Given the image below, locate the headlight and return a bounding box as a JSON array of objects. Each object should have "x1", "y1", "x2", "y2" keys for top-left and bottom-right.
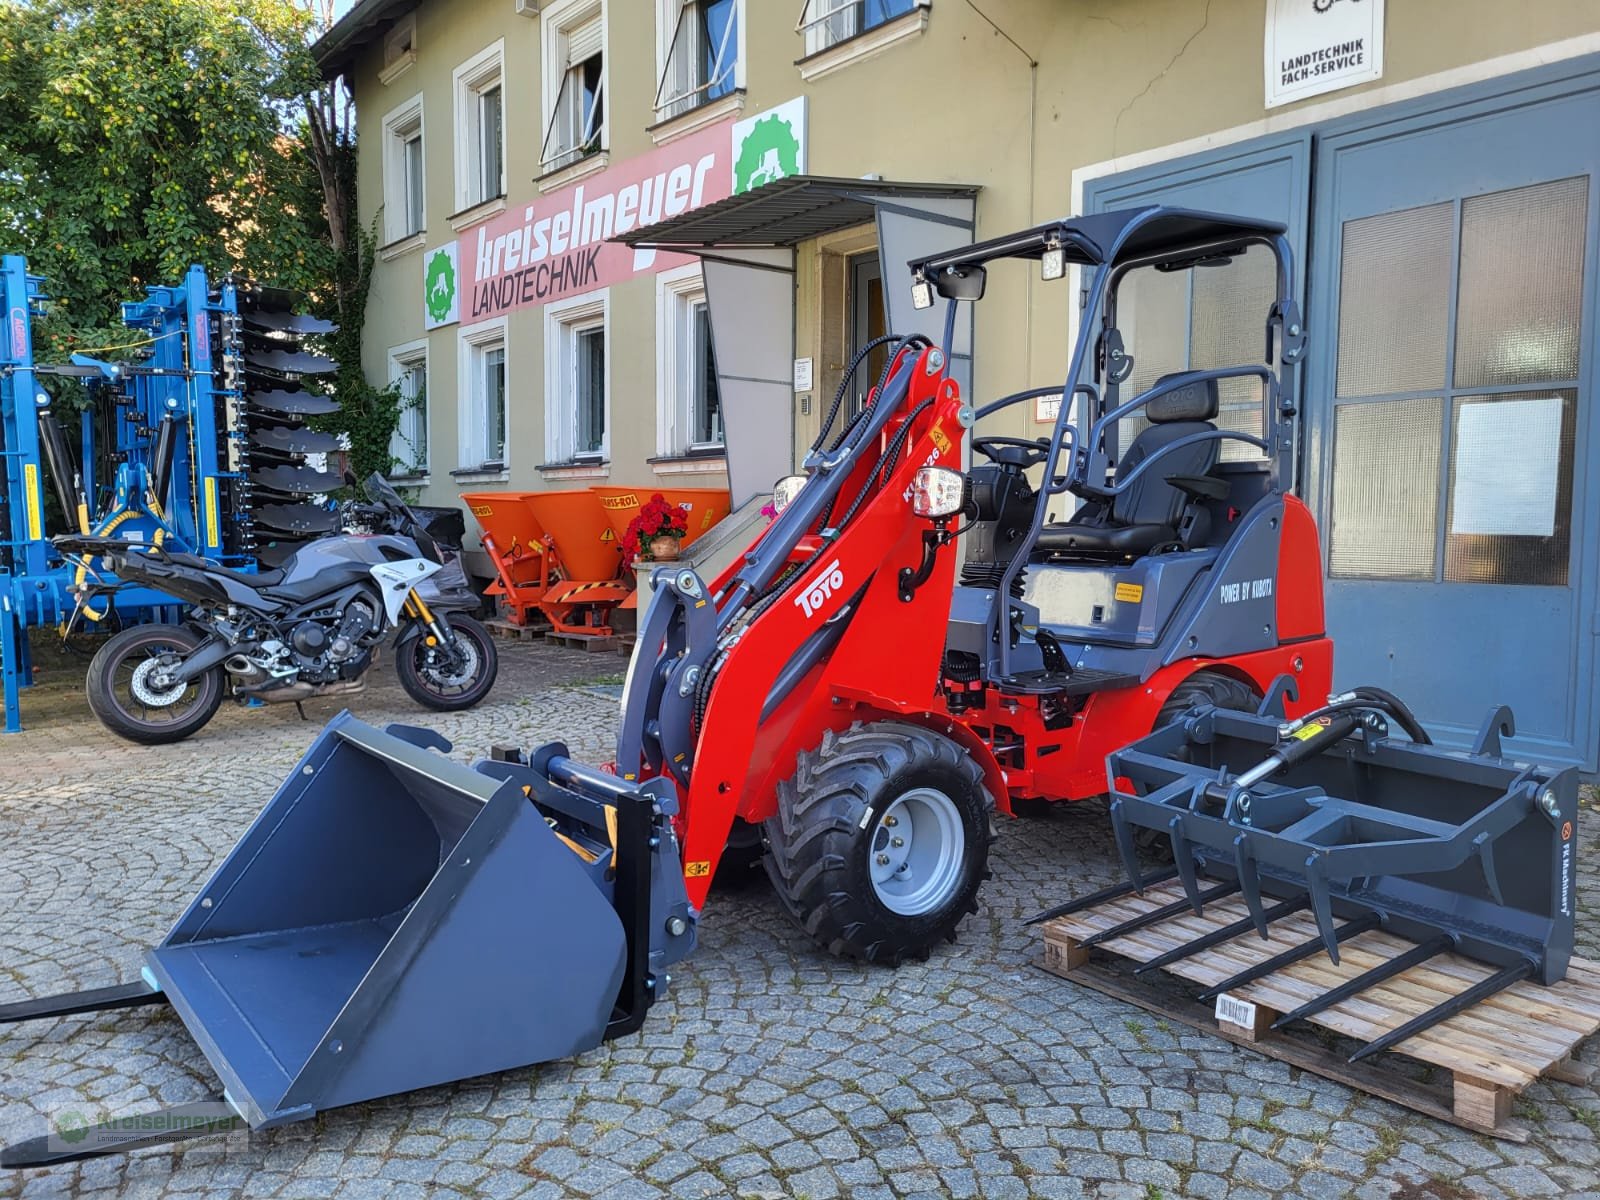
[
  {"x1": 772, "y1": 474, "x2": 807, "y2": 513},
  {"x1": 909, "y1": 467, "x2": 965, "y2": 519}
]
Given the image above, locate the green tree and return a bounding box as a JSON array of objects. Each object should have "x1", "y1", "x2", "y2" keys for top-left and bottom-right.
[{"x1": 0, "y1": 0, "x2": 331, "y2": 354}]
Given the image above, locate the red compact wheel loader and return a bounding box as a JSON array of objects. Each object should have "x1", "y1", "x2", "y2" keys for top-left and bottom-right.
[{"x1": 4, "y1": 208, "x2": 1577, "y2": 1165}]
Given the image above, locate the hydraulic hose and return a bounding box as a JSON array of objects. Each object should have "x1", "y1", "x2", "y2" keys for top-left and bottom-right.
[
  {"x1": 811, "y1": 334, "x2": 902, "y2": 454},
  {"x1": 1279, "y1": 690, "x2": 1432, "y2": 747}
]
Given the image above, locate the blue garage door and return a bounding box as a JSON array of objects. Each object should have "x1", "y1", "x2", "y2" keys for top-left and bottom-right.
[
  {"x1": 1303, "y1": 70, "x2": 1600, "y2": 768},
  {"x1": 1086, "y1": 62, "x2": 1600, "y2": 768}
]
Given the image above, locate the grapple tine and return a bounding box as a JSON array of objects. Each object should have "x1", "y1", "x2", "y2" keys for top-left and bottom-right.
[
  {"x1": 1475, "y1": 832, "x2": 1505, "y2": 907},
  {"x1": 1023, "y1": 867, "x2": 1180, "y2": 926},
  {"x1": 1079, "y1": 880, "x2": 1241, "y2": 948},
  {"x1": 1271, "y1": 934, "x2": 1455, "y2": 1030},
  {"x1": 1195, "y1": 913, "x2": 1381, "y2": 1002},
  {"x1": 1347, "y1": 958, "x2": 1533, "y2": 1063},
  {"x1": 1108, "y1": 798, "x2": 1144, "y2": 893},
  {"x1": 1233, "y1": 833, "x2": 1267, "y2": 936},
  {"x1": 1304, "y1": 853, "x2": 1340, "y2": 964},
  {"x1": 1171, "y1": 820, "x2": 1202, "y2": 913},
  {"x1": 1133, "y1": 893, "x2": 1310, "y2": 976}
]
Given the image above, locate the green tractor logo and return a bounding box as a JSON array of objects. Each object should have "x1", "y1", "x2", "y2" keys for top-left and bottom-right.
[
  {"x1": 425, "y1": 249, "x2": 457, "y2": 324},
  {"x1": 734, "y1": 115, "x2": 801, "y2": 194},
  {"x1": 55, "y1": 1110, "x2": 90, "y2": 1144}
]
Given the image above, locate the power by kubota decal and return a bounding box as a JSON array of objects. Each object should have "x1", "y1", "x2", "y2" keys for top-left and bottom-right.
[{"x1": 462, "y1": 119, "x2": 735, "y2": 326}]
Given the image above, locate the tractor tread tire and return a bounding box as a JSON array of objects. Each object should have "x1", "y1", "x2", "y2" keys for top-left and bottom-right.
[
  {"x1": 1135, "y1": 670, "x2": 1262, "y2": 859},
  {"x1": 764, "y1": 721, "x2": 994, "y2": 965}
]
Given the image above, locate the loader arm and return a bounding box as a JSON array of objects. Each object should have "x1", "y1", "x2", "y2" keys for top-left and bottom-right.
[{"x1": 615, "y1": 335, "x2": 992, "y2": 906}]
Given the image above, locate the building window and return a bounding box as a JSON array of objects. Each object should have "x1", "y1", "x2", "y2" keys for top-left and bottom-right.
[
  {"x1": 797, "y1": 0, "x2": 923, "y2": 55},
  {"x1": 453, "y1": 41, "x2": 505, "y2": 213},
  {"x1": 655, "y1": 0, "x2": 740, "y2": 122},
  {"x1": 540, "y1": 1, "x2": 606, "y2": 174},
  {"x1": 545, "y1": 291, "x2": 609, "y2": 463},
  {"x1": 380, "y1": 14, "x2": 417, "y2": 84},
  {"x1": 388, "y1": 341, "x2": 429, "y2": 478},
  {"x1": 657, "y1": 267, "x2": 723, "y2": 455},
  {"x1": 381, "y1": 95, "x2": 425, "y2": 243},
  {"x1": 459, "y1": 320, "x2": 508, "y2": 470}
]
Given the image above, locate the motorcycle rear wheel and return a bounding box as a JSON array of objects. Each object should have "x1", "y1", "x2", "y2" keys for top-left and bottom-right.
[
  {"x1": 395, "y1": 614, "x2": 498, "y2": 711},
  {"x1": 85, "y1": 624, "x2": 225, "y2": 744}
]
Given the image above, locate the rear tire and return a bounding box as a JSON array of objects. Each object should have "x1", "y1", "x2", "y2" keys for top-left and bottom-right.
[
  {"x1": 85, "y1": 624, "x2": 224, "y2": 744},
  {"x1": 1134, "y1": 670, "x2": 1261, "y2": 859},
  {"x1": 764, "y1": 721, "x2": 994, "y2": 964},
  {"x1": 395, "y1": 614, "x2": 499, "y2": 711}
]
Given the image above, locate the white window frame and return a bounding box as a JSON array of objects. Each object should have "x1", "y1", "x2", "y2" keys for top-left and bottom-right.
[
  {"x1": 654, "y1": 0, "x2": 744, "y2": 122},
  {"x1": 796, "y1": 0, "x2": 930, "y2": 64},
  {"x1": 380, "y1": 94, "x2": 425, "y2": 246},
  {"x1": 656, "y1": 264, "x2": 723, "y2": 456},
  {"x1": 387, "y1": 339, "x2": 430, "y2": 479},
  {"x1": 452, "y1": 40, "x2": 506, "y2": 214},
  {"x1": 540, "y1": 0, "x2": 608, "y2": 175},
  {"x1": 458, "y1": 318, "x2": 510, "y2": 472},
  {"x1": 544, "y1": 289, "x2": 610, "y2": 464}
]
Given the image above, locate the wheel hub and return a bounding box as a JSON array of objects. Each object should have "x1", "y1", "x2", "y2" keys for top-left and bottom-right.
[
  {"x1": 423, "y1": 636, "x2": 478, "y2": 687},
  {"x1": 130, "y1": 657, "x2": 187, "y2": 707},
  {"x1": 868, "y1": 787, "x2": 965, "y2": 916}
]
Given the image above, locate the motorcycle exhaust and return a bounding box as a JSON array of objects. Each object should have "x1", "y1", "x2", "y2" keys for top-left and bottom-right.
[{"x1": 248, "y1": 678, "x2": 368, "y2": 704}]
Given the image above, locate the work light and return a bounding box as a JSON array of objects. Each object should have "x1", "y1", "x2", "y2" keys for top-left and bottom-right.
[{"x1": 909, "y1": 467, "x2": 965, "y2": 519}]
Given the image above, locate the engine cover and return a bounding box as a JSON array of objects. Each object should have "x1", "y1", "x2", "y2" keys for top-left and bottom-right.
[{"x1": 291, "y1": 620, "x2": 330, "y2": 658}]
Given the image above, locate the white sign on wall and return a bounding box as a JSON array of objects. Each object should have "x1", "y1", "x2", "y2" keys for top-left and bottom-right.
[{"x1": 1265, "y1": 0, "x2": 1384, "y2": 109}]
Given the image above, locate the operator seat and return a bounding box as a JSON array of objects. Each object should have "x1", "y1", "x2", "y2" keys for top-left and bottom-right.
[{"x1": 1034, "y1": 374, "x2": 1220, "y2": 559}]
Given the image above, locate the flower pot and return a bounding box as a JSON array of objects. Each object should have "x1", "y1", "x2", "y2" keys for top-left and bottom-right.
[{"x1": 648, "y1": 535, "x2": 681, "y2": 561}]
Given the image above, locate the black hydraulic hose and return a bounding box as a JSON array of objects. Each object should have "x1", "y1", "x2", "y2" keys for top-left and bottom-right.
[
  {"x1": 811, "y1": 333, "x2": 902, "y2": 454},
  {"x1": 818, "y1": 335, "x2": 932, "y2": 530},
  {"x1": 1348, "y1": 686, "x2": 1432, "y2": 746}
]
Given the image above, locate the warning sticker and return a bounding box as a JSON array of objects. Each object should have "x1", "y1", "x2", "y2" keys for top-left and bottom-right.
[
  {"x1": 684, "y1": 860, "x2": 711, "y2": 878},
  {"x1": 599, "y1": 528, "x2": 615, "y2": 542},
  {"x1": 929, "y1": 420, "x2": 952, "y2": 456},
  {"x1": 22, "y1": 462, "x2": 41, "y2": 540},
  {"x1": 1114, "y1": 582, "x2": 1144, "y2": 603},
  {"x1": 1290, "y1": 716, "x2": 1333, "y2": 742}
]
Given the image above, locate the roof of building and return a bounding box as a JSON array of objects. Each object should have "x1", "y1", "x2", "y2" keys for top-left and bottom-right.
[
  {"x1": 615, "y1": 176, "x2": 981, "y2": 250},
  {"x1": 312, "y1": 0, "x2": 418, "y2": 77}
]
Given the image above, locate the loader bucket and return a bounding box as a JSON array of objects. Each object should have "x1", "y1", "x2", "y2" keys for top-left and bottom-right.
[
  {"x1": 522, "y1": 490, "x2": 626, "y2": 580},
  {"x1": 0, "y1": 713, "x2": 696, "y2": 1166},
  {"x1": 590, "y1": 486, "x2": 732, "y2": 553}
]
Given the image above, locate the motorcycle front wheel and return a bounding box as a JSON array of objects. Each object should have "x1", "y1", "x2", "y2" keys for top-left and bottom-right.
[
  {"x1": 85, "y1": 624, "x2": 225, "y2": 744},
  {"x1": 394, "y1": 614, "x2": 498, "y2": 711}
]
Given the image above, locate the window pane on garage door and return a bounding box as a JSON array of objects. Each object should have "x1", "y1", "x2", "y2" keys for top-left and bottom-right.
[
  {"x1": 1329, "y1": 396, "x2": 1443, "y2": 579},
  {"x1": 1455, "y1": 176, "x2": 1589, "y2": 389},
  {"x1": 1445, "y1": 389, "x2": 1576, "y2": 585},
  {"x1": 1336, "y1": 203, "x2": 1453, "y2": 398}
]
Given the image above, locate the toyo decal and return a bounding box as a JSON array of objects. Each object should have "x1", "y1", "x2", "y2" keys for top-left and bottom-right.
[
  {"x1": 425, "y1": 249, "x2": 457, "y2": 324},
  {"x1": 794, "y1": 558, "x2": 845, "y2": 619},
  {"x1": 734, "y1": 115, "x2": 801, "y2": 194}
]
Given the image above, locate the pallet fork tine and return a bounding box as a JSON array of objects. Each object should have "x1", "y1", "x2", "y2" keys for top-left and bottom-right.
[
  {"x1": 0, "y1": 1098, "x2": 233, "y2": 1168},
  {"x1": 1195, "y1": 913, "x2": 1382, "y2": 1002},
  {"x1": 1023, "y1": 866, "x2": 1180, "y2": 926},
  {"x1": 0, "y1": 980, "x2": 167, "y2": 1025},
  {"x1": 1347, "y1": 958, "x2": 1534, "y2": 1064},
  {"x1": 1132, "y1": 894, "x2": 1309, "y2": 976},
  {"x1": 1271, "y1": 934, "x2": 1455, "y2": 1031},
  {"x1": 1079, "y1": 879, "x2": 1241, "y2": 949}
]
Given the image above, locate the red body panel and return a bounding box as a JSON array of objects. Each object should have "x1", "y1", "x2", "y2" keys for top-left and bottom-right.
[{"x1": 1276, "y1": 494, "x2": 1326, "y2": 642}]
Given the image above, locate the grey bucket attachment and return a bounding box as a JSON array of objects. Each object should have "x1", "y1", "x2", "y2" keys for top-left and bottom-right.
[
  {"x1": 0, "y1": 713, "x2": 696, "y2": 1167},
  {"x1": 1057, "y1": 681, "x2": 1579, "y2": 1064}
]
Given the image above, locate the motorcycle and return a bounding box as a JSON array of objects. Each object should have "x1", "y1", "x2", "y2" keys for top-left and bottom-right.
[{"x1": 59, "y1": 473, "x2": 498, "y2": 744}]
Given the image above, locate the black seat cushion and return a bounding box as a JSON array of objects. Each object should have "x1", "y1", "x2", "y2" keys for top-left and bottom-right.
[
  {"x1": 1036, "y1": 373, "x2": 1221, "y2": 560},
  {"x1": 164, "y1": 551, "x2": 285, "y2": 588}
]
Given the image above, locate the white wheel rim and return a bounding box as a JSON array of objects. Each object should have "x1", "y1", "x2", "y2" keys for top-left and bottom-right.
[{"x1": 868, "y1": 787, "x2": 966, "y2": 916}]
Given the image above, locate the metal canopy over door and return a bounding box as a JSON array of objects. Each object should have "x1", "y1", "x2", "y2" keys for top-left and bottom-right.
[{"x1": 1304, "y1": 69, "x2": 1600, "y2": 768}]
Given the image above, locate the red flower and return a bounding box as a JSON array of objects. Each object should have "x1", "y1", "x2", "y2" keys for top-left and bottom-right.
[{"x1": 622, "y1": 495, "x2": 690, "y2": 559}]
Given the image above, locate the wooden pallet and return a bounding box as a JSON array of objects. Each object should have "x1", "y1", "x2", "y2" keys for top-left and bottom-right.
[
  {"x1": 484, "y1": 617, "x2": 550, "y2": 641},
  {"x1": 543, "y1": 630, "x2": 619, "y2": 653},
  {"x1": 1039, "y1": 880, "x2": 1600, "y2": 1139}
]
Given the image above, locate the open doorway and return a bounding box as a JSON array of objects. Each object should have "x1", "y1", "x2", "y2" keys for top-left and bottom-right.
[{"x1": 848, "y1": 252, "x2": 886, "y2": 418}]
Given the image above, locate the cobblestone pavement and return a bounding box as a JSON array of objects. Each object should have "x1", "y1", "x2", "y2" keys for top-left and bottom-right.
[{"x1": 0, "y1": 637, "x2": 1597, "y2": 1200}]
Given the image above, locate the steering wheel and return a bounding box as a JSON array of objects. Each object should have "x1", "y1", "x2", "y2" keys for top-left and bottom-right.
[{"x1": 971, "y1": 436, "x2": 1052, "y2": 468}]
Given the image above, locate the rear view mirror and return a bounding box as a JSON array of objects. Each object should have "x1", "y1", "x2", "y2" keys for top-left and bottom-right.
[{"x1": 934, "y1": 265, "x2": 986, "y2": 303}]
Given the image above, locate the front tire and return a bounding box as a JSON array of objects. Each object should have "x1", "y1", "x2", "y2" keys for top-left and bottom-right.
[
  {"x1": 395, "y1": 614, "x2": 499, "y2": 711},
  {"x1": 85, "y1": 624, "x2": 224, "y2": 744},
  {"x1": 764, "y1": 721, "x2": 994, "y2": 964}
]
